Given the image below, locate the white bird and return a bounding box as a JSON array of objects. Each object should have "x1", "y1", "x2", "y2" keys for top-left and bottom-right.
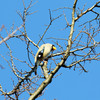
[{"x1": 34, "y1": 43, "x2": 56, "y2": 75}]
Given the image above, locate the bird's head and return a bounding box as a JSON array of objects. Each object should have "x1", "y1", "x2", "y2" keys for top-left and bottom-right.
[{"x1": 51, "y1": 45, "x2": 56, "y2": 51}]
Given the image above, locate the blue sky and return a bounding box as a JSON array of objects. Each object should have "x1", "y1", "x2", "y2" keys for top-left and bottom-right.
[{"x1": 0, "y1": 0, "x2": 100, "y2": 100}]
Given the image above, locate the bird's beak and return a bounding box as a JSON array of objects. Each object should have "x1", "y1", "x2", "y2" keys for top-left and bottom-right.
[{"x1": 53, "y1": 46, "x2": 56, "y2": 50}]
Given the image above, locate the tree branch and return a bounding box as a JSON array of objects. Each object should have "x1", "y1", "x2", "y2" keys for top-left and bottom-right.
[
  {"x1": 0, "y1": 25, "x2": 23, "y2": 45},
  {"x1": 75, "y1": 1, "x2": 100, "y2": 21},
  {"x1": 28, "y1": 0, "x2": 78, "y2": 99}
]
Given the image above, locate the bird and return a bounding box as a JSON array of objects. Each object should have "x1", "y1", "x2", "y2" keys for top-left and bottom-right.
[{"x1": 34, "y1": 43, "x2": 56, "y2": 75}]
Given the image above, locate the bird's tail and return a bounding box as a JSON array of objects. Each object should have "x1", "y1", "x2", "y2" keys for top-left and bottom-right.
[
  {"x1": 33, "y1": 61, "x2": 40, "y2": 75},
  {"x1": 33, "y1": 64, "x2": 37, "y2": 75}
]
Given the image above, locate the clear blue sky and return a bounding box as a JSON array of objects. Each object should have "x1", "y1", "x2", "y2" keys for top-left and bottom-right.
[{"x1": 0, "y1": 0, "x2": 100, "y2": 100}]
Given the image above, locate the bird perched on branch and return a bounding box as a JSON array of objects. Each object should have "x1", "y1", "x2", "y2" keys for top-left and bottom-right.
[{"x1": 34, "y1": 43, "x2": 56, "y2": 75}]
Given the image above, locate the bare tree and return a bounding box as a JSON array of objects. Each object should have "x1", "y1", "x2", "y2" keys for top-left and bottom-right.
[{"x1": 0, "y1": 0, "x2": 100, "y2": 100}]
